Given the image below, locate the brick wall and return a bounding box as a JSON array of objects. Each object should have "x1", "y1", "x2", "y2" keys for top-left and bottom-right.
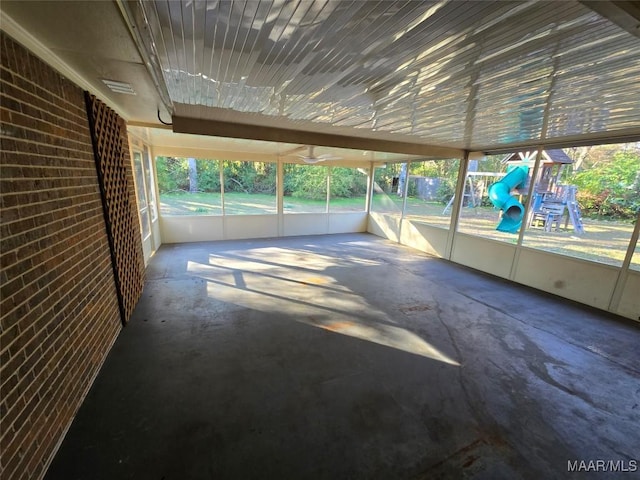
[{"x1": 0, "y1": 33, "x2": 123, "y2": 480}]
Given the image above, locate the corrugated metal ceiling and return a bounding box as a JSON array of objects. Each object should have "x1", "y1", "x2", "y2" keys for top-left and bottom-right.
[{"x1": 127, "y1": 0, "x2": 640, "y2": 151}]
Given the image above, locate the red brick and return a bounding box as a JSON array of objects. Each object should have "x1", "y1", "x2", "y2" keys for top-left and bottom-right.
[{"x1": 0, "y1": 32, "x2": 139, "y2": 480}]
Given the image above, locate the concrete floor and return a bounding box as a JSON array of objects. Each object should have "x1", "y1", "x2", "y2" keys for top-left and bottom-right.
[{"x1": 45, "y1": 233, "x2": 640, "y2": 480}]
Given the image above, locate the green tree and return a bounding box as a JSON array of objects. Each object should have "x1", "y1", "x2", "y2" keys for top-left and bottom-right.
[
  {"x1": 284, "y1": 164, "x2": 328, "y2": 199},
  {"x1": 330, "y1": 167, "x2": 367, "y2": 198},
  {"x1": 373, "y1": 163, "x2": 403, "y2": 194},
  {"x1": 196, "y1": 159, "x2": 221, "y2": 192},
  {"x1": 155, "y1": 156, "x2": 188, "y2": 193},
  {"x1": 222, "y1": 161, "x2": 276, "y2": 194},
  {"x1": 570, "y1": 150, "x2": 640, "y2": 219}
]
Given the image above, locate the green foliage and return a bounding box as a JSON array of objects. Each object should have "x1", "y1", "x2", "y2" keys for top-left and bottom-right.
[
  {"x1": 284, "y1": 164, "x2": 327, "y2": 200},
  {"x1": 196, "y1": 159, "x2": 221, "y2": 192},
  {"x1": 156, "y1": 158, "x2": 277, "y2": 194},
  {"x1": 406, "y1": 180, "x2": 418, "y2": 198},
  {"x1": 436, "y1": 178, "x2": 456, "y2": 204},
  {"x1": 330, "y1": 167, "x2": 367, "y2": 198},
  {"x1": 155, "y1": 150, "x2": 639, "y2": 221},
  {"x1": 373, "y1": 163, "x2": 402, "y2": 194},
  {"x1": 406, "y1": 159, "x2": 461, "y2": 204},
  {"x1": 282, "y1": 165, "x2": 368, "y2": 200},
  {"x1": 155, "y1": 157, "x2": 219, "y2": 193},
  {"x1": 223, "y1": 161, "x2": 275, "y2": 194},
  {"x1": 475, "y1": 155, "x2": 505, "y2": 174},
  {"x1": 570, "y1": 150, "x2": 640, "y2": 219},
  {"x1": 156, "y1": 157, "x2": 188, "y2": 192},
  {"x1": 409, "y1": 160, "x2": 440, "y2": 177},
  {"x1": 158, "y1": 159, "x2": 369, "y2": 201},
  {"x1": 409, "y1": 158, "x2": 460, "y2": 178}
]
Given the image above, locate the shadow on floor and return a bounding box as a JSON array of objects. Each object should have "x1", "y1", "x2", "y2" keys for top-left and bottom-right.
[{"x1": 45, "y1": 233, "x2": 640, "y2": 480}]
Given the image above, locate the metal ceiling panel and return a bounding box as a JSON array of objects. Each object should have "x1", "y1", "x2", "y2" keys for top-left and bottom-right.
[{"x1": 126, "y1": 0, "x2": 640, "y2": 151}]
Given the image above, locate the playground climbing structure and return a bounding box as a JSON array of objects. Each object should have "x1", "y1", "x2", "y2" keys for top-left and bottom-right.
[
  {"x1": 530, "y1": 185, "x2": 584, "y2": 234},
  {"x1": 565, "y1": 186, "x2": 585, "y2": 234}
]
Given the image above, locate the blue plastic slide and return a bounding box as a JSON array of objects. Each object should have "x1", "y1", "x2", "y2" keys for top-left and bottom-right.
[{"x1": 487, "y1": 167, "x2": 528, "y2": 233}]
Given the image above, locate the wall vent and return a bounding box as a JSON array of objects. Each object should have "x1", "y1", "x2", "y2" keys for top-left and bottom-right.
[{"x1": 101, "y1": 79, "x2": 136, "y2": 95}]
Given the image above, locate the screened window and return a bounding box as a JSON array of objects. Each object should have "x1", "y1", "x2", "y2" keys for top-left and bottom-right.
[
  {"x1": 631, "y1": 242, "x2": 639, "y2": 271},
  {"x1": 155, "y1": 157, "x2": 222, "y2": 215},
  {"x1": 132, "y1": 151, "x2": 151, "y2": 239},
  {"x1": 143, "y1": 147, "x2": 157, "y2": 222},
  {"x1": 329, "y1": 167, "x2": 367, "y2": 212},
  {"x1": 521, "y1": 143, "x2": 639, "y2": 266},
  {"x1": 457, "y1": 155, "x2": 531, "y2": 243},
  {"x1": 222, "y1": 161, "x2": 276, "y2": 214},
  {"x1": 371, "y1": 163, "x2": 405, "y2": 215},
  {"x1": 404, "y1": 158, "x2": 460, "y2": 229},
  {"x1": 283, "y1": 164, "x2": 328, "y2": 213}
]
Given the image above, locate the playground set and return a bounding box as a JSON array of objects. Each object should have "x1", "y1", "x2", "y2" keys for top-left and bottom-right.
[{"x1": 445, "y1": 150, "x2": 584, "y2": 234}]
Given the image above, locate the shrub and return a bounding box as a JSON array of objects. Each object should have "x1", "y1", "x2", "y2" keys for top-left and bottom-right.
[
  {"x1": 570, "y1": 150, "x2": 640, "y2": 220},
  {"x1": 156, "y1": 157, "x2": 188, "y2": 192},
  {"x1": 196, "y1": 159, "x2": 221, "y2": 192},
  {"x1": 330, "y1": 168, "x2": 367, "y2": 198},
  {"x1": 436, "y1": 178, "x2": 456, "y2": 204}
]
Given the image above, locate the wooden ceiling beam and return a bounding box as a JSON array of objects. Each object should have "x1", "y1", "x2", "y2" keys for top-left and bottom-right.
[{"x1": 172, "y1": 116, "x2": 464, "y2": 159}]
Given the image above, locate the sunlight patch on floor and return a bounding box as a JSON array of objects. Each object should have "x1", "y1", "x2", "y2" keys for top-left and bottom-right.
[
  {"x1": 305, "y1": 317, "x2": 460, "y2": 366},
  {"x1": 187, "y1": 259, "x2": 459, "y2": 366}
]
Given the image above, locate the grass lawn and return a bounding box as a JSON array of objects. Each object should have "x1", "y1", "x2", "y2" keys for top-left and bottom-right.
[
  {"x1": 160, "y1": 192, "x2": 367, "y2": 215},
  {"x1": 160, "y1": 192, "x2": 637, "y2": 268},
  {"x1": 160, "y1": 192, "x2": 273, "y2": 215}
]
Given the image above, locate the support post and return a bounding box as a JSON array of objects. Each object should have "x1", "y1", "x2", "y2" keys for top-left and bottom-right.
[
  {"x1": 366, "y1": 163, "x2": 375, "y2": 214},
  {"x1": 609, "y1": 211, "x2": 640, "y2": 316},
  {"x1": 397, "y1": 162, "x2": 411, "y2": 243},
  {"x1": 277, "y1": 158, "x2": 284, "y2": 236},
  {"x1": 445, "y1": 152, "x2": 470, "y2": 260},
  {"x1": 509, "y1": 148, "x2": 544, "y2": 280}
]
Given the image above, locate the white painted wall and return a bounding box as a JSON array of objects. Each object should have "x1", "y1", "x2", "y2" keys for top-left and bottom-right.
[
  {"x1": 512, "y1": 248, "x2": 618, "y2": 310},
  {"x1": 283, "y1": 213, "x2": 329, "y2": 237},
  {"x1": 615, "y1": 270, "x2": 640, "y2": 321},
  {"x1": 328, "y1": 212, "x2": 368, "y2": 234},
  {"x1": 283, "y1": 212, "x2": 367, "y2": 236},
  {"x1": 368, "y1": 212, "x2": 401, "y2": 242},
  {"x1": 160, "y1": 216, "x2": 224, "y2": 243},
  {"x1": 160, "y1": 212, "x2": 367, "y2": 243},
  {"x1": 399, "y1": 220, "x2": 448, "y2": 258},
  {"x1": 451, "y1": 233, "x2": 516, "y2": 280},
  {"x1": 224, "y1": 215, "x2": 278, "y2": 240}
]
